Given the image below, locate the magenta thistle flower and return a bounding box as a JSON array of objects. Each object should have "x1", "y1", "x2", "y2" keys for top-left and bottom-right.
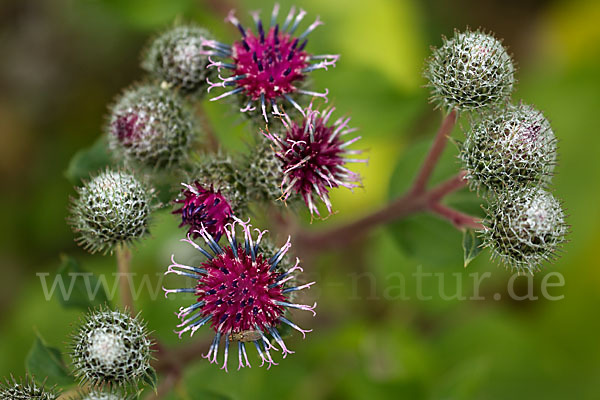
[
  {"x1": 163, "y1": 217, "x2": 316, "y2": 371},
  {"x1": 202, "y1": 4, "x2": 339, "y2": 122},
  {"x1": 265, "y1": 104, "x2": 365, "y2": 217},
  {"x1": 173, "y1": 182, "x2": 234, "y2": 241}
]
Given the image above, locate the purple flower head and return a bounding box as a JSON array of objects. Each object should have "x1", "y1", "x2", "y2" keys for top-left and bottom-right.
[
  {"x1": 163, "y1": 217, "x2": 316, "y2": 371},
  {"x1": 173, "y1": 182, "x2": 233, "y2": 241},
  {"x1": 265, "y1": 104, "x2": 366, "y2": 217},
  {"x1": 202, "y1": 4, "x2": 339, "y2": 123}
]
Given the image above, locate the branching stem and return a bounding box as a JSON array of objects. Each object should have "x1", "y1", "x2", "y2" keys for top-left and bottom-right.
[{"x1": 295, "y1": 111, "x2": 483, "y2": 252}]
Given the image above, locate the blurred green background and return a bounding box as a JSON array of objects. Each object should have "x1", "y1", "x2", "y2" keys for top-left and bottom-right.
[{"x1": 1, "y1": 0, "x2": 600, "y2": 398}]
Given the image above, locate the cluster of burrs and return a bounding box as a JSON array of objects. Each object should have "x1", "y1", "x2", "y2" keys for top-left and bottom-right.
[{"x1": 425, "y1": 28, "x2": 568, "y2": 273}]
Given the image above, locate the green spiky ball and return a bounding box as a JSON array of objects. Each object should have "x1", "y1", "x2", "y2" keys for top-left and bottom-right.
[
  {"x1": 0, "y1": 376, "x2": 58, "y2": 400},
  {"x1": 481, "y1": 187, "x2": 568, "y2": 273},
  {"x1": 70, "y1": 308, "x2": 152, "y2": 387},
  {"x1": 108, "y1": 84, "x2": 195, "y2": 169},
  {"x1": 460, "y1": 102, "x2": 557, "y2": 193},
  {"x1": 244, "y1": 137, "x2": 284, "y2": 203},
  {"x1": 69, "y1": 170, "x2": 154, "y2": 254},
  {"x1": 142, "y1": 25, "x2": 214, "y2": 94},
  {"x1": 425, "y1": 29, "x2": 515, "y2": 111}
]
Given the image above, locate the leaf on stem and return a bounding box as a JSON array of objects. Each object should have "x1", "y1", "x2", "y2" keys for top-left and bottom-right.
[
  {"x1": 143, "y1": 366, "x2": 158, "y2": 392},
  {"x1": 462, "y1": 229, "x2": 484, "y2": 267},
  {"x1": 65, "y1": 136, "x2": 111, "y2": 185},
  {"x1": 25, "y1": 332, "x2": 74, "y2": 387}
]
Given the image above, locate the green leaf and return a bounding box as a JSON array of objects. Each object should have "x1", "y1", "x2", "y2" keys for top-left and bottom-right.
[
  {"x1": 462, "y1": 229, "x2": 484, "y2": 267},
  {"x1": 65, "y1": 135, "x2": 111, "y2": 185},
  {"x1": 387, "y1": 138, "x2": 483, "y2": 267},
  {"x1": 142, "y1": 367, "x2": 158, "y2": 391},
  {"x1": 56, "y1": 254, "x2": 111, "y2": 310},
  {"x1": 25, "y1": 332, "x2": 74, "y2": 387}
]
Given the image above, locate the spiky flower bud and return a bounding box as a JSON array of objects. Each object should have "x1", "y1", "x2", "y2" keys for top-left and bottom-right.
[
  {"x1": 163, "y1": 218, "x2": 316, "y2": 371},
  {"x1": 460, "y1": 102, "x2": 557, "y2": 193},
  {"x1": 174, "y1": 154, "x2": 248, "y2": 240},
  {"x1": 203, "y1": 5, "x2": 338, "y2": 123},
  {"x1": 70, "y1": 308, "x2": 152, "y2": 387},
  {"x1": 0, "y1": 376, "x2": 58, "y2": 400},
  {"x1": 107, "y1": 84, "x2": 194, "y2": 169},
  {"x1": 173, "y1": 181, "x2": 234, "y2": 242},
  {"x1": 69, "y1": 170, "x2": 154, "y2": 254},
  {"x1": 481, "y1": 187, "x2": 568, "y2": 272},
  {"x1": 142, "y1": 25, "x2": 214, "y2": 95},
  {"x1": 244, "y1": 137, "x2": 284, "y2": 203},
  {"x1": 264, "y1": 104, "x2": 364, "y2": 217},
  {"x1": 425, "y1": 29, "x2": 515, "y2": 111}
]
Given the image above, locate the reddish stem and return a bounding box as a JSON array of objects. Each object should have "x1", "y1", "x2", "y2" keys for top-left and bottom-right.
[
  {"x1": 296, "y1": 171, "x2": 471, "y2": 251},
  {"x1": 430, "y1": 203, "x2": 483, "y2": 230},
  {"x1": 411, "y1": 110, "x2": 457, "y2": 195},
  {"x1": 294, "y1": 111, "x2": 481, "y2": 253},
  {"x1": 427, "y1": 170, "x2": 468, "y2": 203}
]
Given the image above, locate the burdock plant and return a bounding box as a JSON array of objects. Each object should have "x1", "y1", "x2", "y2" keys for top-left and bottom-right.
[
  {"x1": 202, "y1": 5, "x2": 339, "y2": 123},
  {"x1": 0, "y1": 375, "x2": 58, "y2": 400},
  {"x1": 460, "y1": 102, "x2": 557, "y2": 193},
  {"x1": 19, "y1": 4, "x2": 568, "y2": 399},
  {"x1": 107, "y1": 84, "x2": 196, "y2": 169},
  {"x1": 142, "y1": 25, "x2": 215, "y2": 95},
  {"x1": 68, "y1": 169, "x2": 155, "y2": 254},
  {"x1": 163, "y1": 218, "x2": 315, "y2": 370},
  {"x1": 70, "y1": 308, "x2": 153, "y2": 387}
]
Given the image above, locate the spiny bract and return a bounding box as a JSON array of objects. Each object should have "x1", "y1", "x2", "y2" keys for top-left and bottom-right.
[
  {"x1": 185, "y1": 153, "x2": 249, "y2": 214},
  {"x1": 460, "y1": 102, "x2": 557, "y2": 193},
  {"x1": 70, "y1": 308, "x2": 153, "y2": 387},
  {"x1": 163, "y1": 217, "x2": 316, "y2": 371},
  {"x1": 108, "y1": 84, "x2": 194, "y2": 169},
  {"x1": 0, "y1": 376, "x2": 58, "y2": 400},
  {"x1": 173, "y1": 181, "x2": 234, "y2": 242},
  {"x1": 243, "y1": 136, "x2": 284, "y2": 203},
  {"x1": 425, "y1": 29, "x2": 515, "y2": 112},
  {"x1": 142, "y1": 25, "x2": 215, "y2": 95},
  {"x1": 480, "y1": 187, "x2": 568, "y2": 273},
  {"x1": 68, "y1": 170, "x2": 154, "y2": 254}
]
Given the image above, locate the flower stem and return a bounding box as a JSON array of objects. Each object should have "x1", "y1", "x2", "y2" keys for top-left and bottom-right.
[
  {"x1": 411, "y1": 110, "x2": 457, "y2": 195},
  {"x1": 430, "y1": 203, "x2": 483, "y2": 230},
  {"x1": 116, "y1": 245, "x2": 134, "y2": 314}
]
